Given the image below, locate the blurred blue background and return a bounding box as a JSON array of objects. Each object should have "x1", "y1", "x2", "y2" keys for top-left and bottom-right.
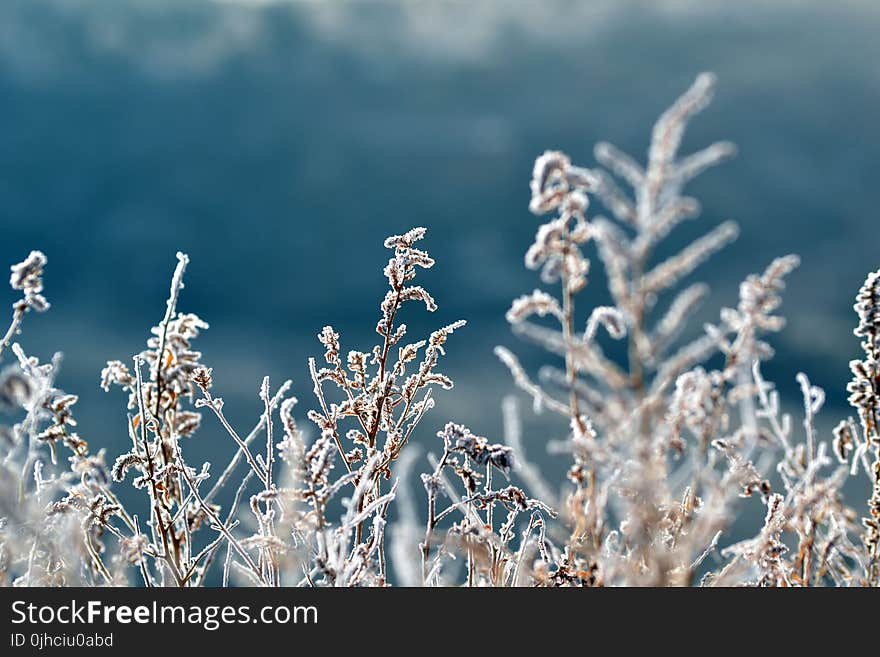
[{"x1": 1, "y1": 0, "x2": 878, "y2": 484}]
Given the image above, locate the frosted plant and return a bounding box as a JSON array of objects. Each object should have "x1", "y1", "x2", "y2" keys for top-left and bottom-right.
[
  {"x1": 97, "y1": 252, "x2": 320, "y2": 587},
  {"x1": 100, "y1": 253, "x2": 227, "y2": 586},
  {"x1": 846, "y1": 269, "x2": 880, "y2": 583},
  {"x1": 498, "y1": 73, "x2": 736, "y2": 438},
  {"x1": 0, "y1": 253, "x2": 126, "y2": 586},
  {"x1": 495, "y1": 74, "x2": 869, "y2": 586},
  {"x1": 305, "y1": 227, "x2": 465, "y2": 583},
  {"x1": 496, "y1": 74, "x2": 741, "y2": 583},
  {"x1": 1, "y1": 251, "x2": 49, "y2": 360},
  {"x1": 1, "y1": 73, "x2": 879, "y2": 588},
  {"x1": 419, "y1": 421, "x2": 553, "y2": 586}
]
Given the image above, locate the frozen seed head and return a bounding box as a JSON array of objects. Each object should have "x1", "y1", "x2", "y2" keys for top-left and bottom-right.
[
  {"x1": 832, "y1": 420, "x2": 855, "y2": 465},
  {"x1": 530, "y1": 151, "x2": 572, "y2": 215},
  {"x1": 529, "y1": 151, "x2": 596, "y2": 216},
  {"x1": 9, "y1": 250, "x2": 49, "y2": 312},
  {"x1": 506, "y1": 289, "x2": 562, "y2": 324},
  {"x1": 437, "y1": 421, "x2": 515, "y2": 474},
  {"x1": 383, "y1": 230, "x2": 435, "y2": 289},
  {"x1": 111, "y1": 452, "x2": 142, "y2": 483},
  {"x1": 584, "y1": 306, "x2": 626, "y2": 342},
  {"x1": 192, "y1": 366, "x2": 213, "y2": 393},
  {"x1": 737, "y1": 255, "x2": 800, "y2": 326},
  {"x1": 318, "y1": 326, "x2": 340, "y2": 364},
  {"x1": 383, "y1": 226, "x2": 427, "y2": 251},
  {"x1": 854, "y1": 269, "x2": 880, "y2": 346},
  {"x1": 99, "y1": 360, "x2": 134, "y2": 392},
  {"x1": 9, "y1": 250, "x2": 46, "y2": 293},
  {"x1": 524, "y1": 217, "x2": 591, "y2": 293}
]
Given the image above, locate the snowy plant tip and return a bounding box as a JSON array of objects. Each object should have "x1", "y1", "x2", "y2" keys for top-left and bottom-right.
[{"x1": 9, "y1": 250, "x2": 49, "y2": 313}]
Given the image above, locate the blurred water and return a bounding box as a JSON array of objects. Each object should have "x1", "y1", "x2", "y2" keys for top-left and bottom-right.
[{"x1": 1, "y1": 0, "x2": 878, "y2": 498}]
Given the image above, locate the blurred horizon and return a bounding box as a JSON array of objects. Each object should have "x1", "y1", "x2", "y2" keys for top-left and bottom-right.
[{"x1": 1, "y1": 0, "x2": 879, "y2": 483}]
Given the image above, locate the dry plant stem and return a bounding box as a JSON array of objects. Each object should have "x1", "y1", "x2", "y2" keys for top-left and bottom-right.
[
  {"x1": 308, "y1": 358, "x2": 352, "y2": 475},
  {"x1": 421, "y1": 448, "x2": 450, "y2": 584},
  {"x1": 485, "y1": 462, "x2": 495, "y2": 582},
  {"x1": 183, "y1": 533, "x2": 227, "y2": 583},
  {"x1": 868, "y1": 346, "x2": 880, "y2": 584},
  {"x1": 560, "y1": 271, "x2": 586, "y2": 434},
  {"x1": 754, "y1": 363, "x2": 793, "y2": 454},
  {"x1": 133, "y1": 516, "x2": 154, "y2": 587},
  {"x1": 390, "y1": 389, "x2": 432, "y2": 464},
  {"x1": 867, "y1": 408, "x2": 879, "y2": 582},
  {"x1": 204, "y1": 381, "x2": 290, "y2": 505},
  {"x1": 83, "y1": 528, "x2": 112, "y2": 584},
  {"x1": 260, "y1": 377, "x2": 280, "y2": 586},
  {"x1": 868, "y1": 404, "x2": 880, "y2": 583},
  {"x1": 153, "y1": 252, "x2": 188, "y2": 425},
  {"x1": 0, "y1": 305, "x2": 25, "y2": 361},
  {"x1": 197, "y1": 388, "x2": 267, "y2": 486},
  {"x1": 628, "y1": 253, "x2": 655, "y2": 445},
  {"x1": 369, "y1": 285, "x2": 402, "y2": 447},
  {"x1": 133, "y1": 356, "x2": 185, "y2": 586},
  {"x1": 195, "y1": 470, "x2": 253, "y2": 587},
  {"x1": 511, "y1": 513, "x2": 542, "y2": 585},
  {"x1": 465, "y1": 455, "x2": 475, "y2": 588},
  {"x1": 626, "y1": 250, "x2": 647, "y2": 396},
  {"x1": 151, "y1": 253, "x2": 189, "y2": 571},
  {"x1": 371, "y1": 389, "x2": 434, "y2": 582},
  {"x1": 357, "y1": 285, "x2": 403, "y2": 544},
  {"x1": 172, "y1": 441, "x2": 266, "y2": 585}
]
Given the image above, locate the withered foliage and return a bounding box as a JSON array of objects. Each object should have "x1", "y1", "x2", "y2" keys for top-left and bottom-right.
[{"x1": 0, "y1": 75, "x2": 877, "y2": 587}]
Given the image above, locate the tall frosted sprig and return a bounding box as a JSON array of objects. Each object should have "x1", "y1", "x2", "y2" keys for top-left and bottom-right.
[
  {"x1": 494, "y1": 73, "x2": 864, "y2": 587},
  {"x1": 307, "y1": 228, "x2": 464, "y2": 581},
  {"x1": 1, "y1": 251, "x2": 49, "y2": 360},
  {"x1": 847, "y1": 269, "x2": 880, "y2": 583}
]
